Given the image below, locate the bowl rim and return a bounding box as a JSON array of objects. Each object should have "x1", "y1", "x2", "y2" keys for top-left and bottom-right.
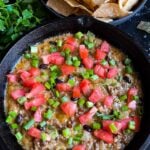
[{"x1": 39, "y1": 0, "x2": 148, "y2": 25}]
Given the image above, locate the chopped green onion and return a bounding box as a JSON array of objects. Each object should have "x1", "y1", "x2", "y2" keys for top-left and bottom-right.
[
  {"x1": 86, "y1": 101, "x2": 94, "y2": 108},
  {"x1": 9, "y1": 111, "x2": 17, "y2": 118},
  {"x1": 6, "y1": 116, "x2": 13, "y2": 124},
  {"x1": 128, "y1": 121, "x2": 135, "y2": 130},
  {"x1": 74, "y1": 124, "x2": 83, "y2": 131},
  {"x1": 50, "y1": 65, "x2": 58, "y2": 71},
  {"x1": 30, "y1": 45, "x2": 38, "y2": 53},
  {"x1": 68, "y1": 78, "x2": 75, "y2": 86},
  {"x1": 125, "y1": 129, "x2": 132, "y2": 134},
  {"x1": 109, "y1": 123, "x2": 118, "y2": 134},
  {"x1": 55, "y1": 90, "x2": 60, "y2": 98},
  {"x1": 109, "y1": 59, "x2": 116, "y2": 66},
  {"x1": 78, "y1": 98, "x2": 85, "y2": 107},
  {"x1": 87, "y1": 31, "x2": 95, "y2": 42},
  {"x1": 31, "y1": 59, "x2": 39, "y2": 68},
  {"x1": 92, "y1": 122, "x2": 101, "y2": 130},
  {"x1": 48, "y1": 99, "x2": 55, "y2": 105},
  {"x1": 133, "y1": 95, "x2": 139, "y2": 100},
  {"x1": 15, "y1": 132, "x2": 23, "y2": 141},
  {"x1": 125, "y1": 65, "x2": 133, "y2": 74},
  {"x1": 24, "y1": 53, "x2": 31, "y2": 59},
  {"x1": 17, "y1": 96, "x2": 27, "y2": 105},
  {"x1": 90, "y1": 75, "x2": 99, "y2": 80},
  {"x1": 73, "y1": 133, "x2": 83, "y2": 142},
  {"x1": 96, "y1": 112, "x2": 114, "y2": 120},
  {"x1": 73, "y1": 60, "x2": 81, "y2": 67},
  {"x1": 75, "y1": 31, "x2": 83, "y2": 39},
  {"x1": 57, "y1": 39, "x2": 63, "y2": 47},
  {"x1": 40, "y1": 121, "x2": 47, "y2": 127},
  {"x1": 68, "y1": 137, "x2": 73, "y2": 145},
  {"x1": 31, "y1": 106, "x2": 37, "y2": 111},
  {"x1": 50, "y1": 129, "x2": 58, "y2": 139},
  {"x1": 113, "y1": 110, "x2": 120, "y2": 119},
  {"x1": 44, "y1": 109, "x2": 53, "y2": 119},
  {"x1": 41, "y1": 132, "x2": 47, "y2": 141},
  {"x1": 50, "y1": 46, "x2": 57, "y2": 52},
  {"x1": 121, "y1": 105, "x2": 129, "y2": 111},
  {"x1": 24, "y1": 119, "x2": 35, "y2": 130},
  {"x1": 52, "y1": 101, "x2": 60, "y2": 108},
  {"x1": 62, "y1": 128, "x2": 71, "y2": 138},
  {"x1": 119, "y1": 95, "x2": 127, "y2": 101},
  {"x1": 61, "y1": 96, "x2": 69, "y2": 103},
  {"x1": 81, "y1": 69, "x2": 93, "y2": 79},
  {"x1": 66, "y1": 56, "x2": 73, "y2": 65},
  {"x1": 45, "y1": 82, "x2": 51, "y2": 90},
  {"x1": 85, "y1": 41, "x2": 95, "y2": 49},
  {"x1": 11, "y1": 123, "x2": 18, "y2": 129},
  {"x1": 101, "y1": 59, "x2": 108, "y2": 66},
  {"x1": 124, "y1": 58, "x2": 131, "y2": 65}
]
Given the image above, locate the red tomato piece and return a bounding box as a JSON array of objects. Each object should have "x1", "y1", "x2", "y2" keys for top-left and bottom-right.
[
  {"x1": 82, "y1": 57, "x2": 94, "y2": 69},
  {"x1": 19, "y1": 70, "x2": 31, "y2": 81},
  {"x1": 72, "y1": 86, "x2": 81, "y2": 98},
  {"x1": 128, "y1": 100, "x2": 137, "y2": 110},
  {"x1": 79, "y1": 79, "x2": 91, "y2": 96},
  {"x1": 107, "y1": 68, "x2": 118, "y2": 78},
  {"x1": 56, "y1": 83, "x2": 71, "y2": 92},
  {"x1": 79, "y1": 45, "x2": 88, "y2": 59},
  {"x1": 26, "y1": 83, "x2": 45, "y2": 98},
  {"x1": 94, "y1": 64, "x2": 107, "y2": 78},
  {"x1": 7, "y1": 74, "x2": 17, "y2": 83},
  {"x1": 65, "y1": 36, "x2": 78, "y2": 47},
  {"x1": 11, "y1": 89, "x2": 25, "y2": 100},
  {"x1": 133, "y1": 116, "x2": 141, "y2": 132},
  {"x1": 118, "y1": 118, "x2": 132, "y2": 130},
  {"x1": 102, "y1": 120, "x2": 122, "y2": 134},
  {"x1": 99, "y1": 41, "x2": 110, "y2": 53},
  {"x1": 94, "y1": 129, "x2": 113, "y2": 143},
  {"x1": 95, "y1": 50, "x2": 107, "y2": 60},
  {"x1": 24, "y1": 94, "x2": 45, "y2": 110},
  {"x1": 127, "y1": 87, "x2": 138, "y2": 103},
  {"x1": 73, "y1": 144, "x2": 86, "y2": 150},
  {"x1": 89, "y1": 88, "x2": 105, "y2": 103},
  {"x1": 103, "y1": 96, "x2": 113, "y2": 108},
  {"x1": 61, "y1": 64, "x2": 75, "y2": 76},
  {"x1": 61, "y1": 101, "x2": 77, "y2": 117},
  {"x1": 34, "y1": 108, "x2": 42, "y2": 122},
  {"x1": 79, "y1": 107, "x2": 97, "y2": 125},
  {"x1": 28, "y1": 68, "x2": 40, "y2": 77},
  {"x1": 23, "y1": 77, "x2": 37, "y2": 87},
  {"x1": 63, "y1": 44, "x2": 75, "y2": 52},
  {"x1": 27, "y1": 127, "x2": 41, "y2": 139},
  {"x1": 41, "y1": 55, "x2": 50, "y2": 64}
]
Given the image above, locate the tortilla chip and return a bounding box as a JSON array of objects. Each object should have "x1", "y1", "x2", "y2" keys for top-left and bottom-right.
[
  {"x1": 46, "y1": 0, "x2": 76, "y2": 16},
  {"x1": 64, "y1": 0, "x2": 92, "y2": 14},
  {"x1": 119, "y1": 0, "x2": 139, "y2": 11},
  {"x1": 137, "y1": 21, "x2": 150, "y2": 34},
  {"x1": 92, "y1": 3, "x2": 129, "y2": 19}
]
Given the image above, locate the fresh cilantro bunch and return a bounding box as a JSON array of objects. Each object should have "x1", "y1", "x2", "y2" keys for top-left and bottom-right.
[{"x1": 0, "y1": 0, "x2": 48, "y2": 51}]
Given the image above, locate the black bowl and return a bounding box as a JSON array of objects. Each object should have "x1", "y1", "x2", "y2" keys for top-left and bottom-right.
[
  {"x1": 0, "y1": 16, "x2": 150, "y2": 150},
  {"x1": 40, "y1": 0, "x2": 148, "y2": 25}
]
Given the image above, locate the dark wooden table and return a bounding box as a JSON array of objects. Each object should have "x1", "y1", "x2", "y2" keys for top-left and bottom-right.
[{"x1": 0, "y1": 1, "x2": 149, "y2": 149}]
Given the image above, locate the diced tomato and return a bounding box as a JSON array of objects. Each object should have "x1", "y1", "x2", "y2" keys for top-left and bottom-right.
[
  {"x1": 7, "y1": 74, "x2": 17, "y2": 83},
  {"x1": 24, "y1": 94, "x2": 45, "y2": 110},
  {"x1": 61, "y1": 64, "x2": 75, "y2": 76},
  {"x1": 42, "y1": 52, "x2": 64, "y2": 65},
  {"x1": 34, "y1": 108, "x2": 42, "y2": 122},
  {"x1": 94, "y1": 129, "x2": 113, "y2": 143},
  {"x1": 89, "y1": 88, "x2": 105, "y2": 103},
  {"x1": 102, "y1": 120, "x2": 122, "y2": 134},
  {"x1": 95, "y1": 50, "x2": 107, "y2": 60},
  {"x1": 79, "y1": 45, "x2": 88, "y2": 59},
  {"x1": 62, "y1": 44, "x2": 75, "y2": 52},
  {"x1": 127, "y1": 87, "x2": 138, "y2": 103},
  {"x1": 133, "y1": 116, "x2": 141, "y2": 132},
  {"x1": 73, "y1": 144, "x2": 86, "y2": 150},
  {"x1": 23, "y1": 77, "x2": 37, "y2": 87},
  {"x1": 26, "y1": 83, "x2": 45, "y2": 98},
  {"x1": 103, "y1": 96, "x2": 113, "y2": 108},
  {"x1": 72, "y1": 86, "x2": 81, "y2": 98},
  {"x1": 27, "y1": 127, "x2": 41, "y2": 139},
  {"x1": 128, "y1": 100, "x2": 136, "y2": 110},
  {"x1": 118, "y1": 118, "x2": 132, "y2": 130},
  {"x1": 79, "y1": 107, "x2": 97, "y2": 125},
  {"x1": 19, "y1": 70, "x2": 31, "y2": 81},
  {"x1": 28, "y1": 68, "x2": 40, "y2": 77},
  {"x1": 94, "y1": 65, "x2": 107, "y2": 78},
  {"x1": 61, "y1": 101, "x2": 77, "y2": 117},
  {"x1": 79, "y1": 79, "x2": 91, "y2": 96},
  {"x1": 11, "y1": 89, "x2": 25, "y2": 100},
  {"x1": 107, "y1": 68, "x2": 118, "y2": 78},
  {"x1": 56, "y1": 83, "x2": 71, "y2": 92},
  {"x1": 82, "y1": 57, "x2": 94, "y2": 69},
  {"x1": 99, "y1": 41, "x2": 110, "y2": 53}
]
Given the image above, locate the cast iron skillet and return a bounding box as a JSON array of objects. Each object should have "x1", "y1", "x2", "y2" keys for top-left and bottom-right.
[
  {"x1": 40, "y1": 0, "x2": 148, "y2": 25},
  {"x1": 0, "y1": 16, "x2": 150, "y2": 150}
]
